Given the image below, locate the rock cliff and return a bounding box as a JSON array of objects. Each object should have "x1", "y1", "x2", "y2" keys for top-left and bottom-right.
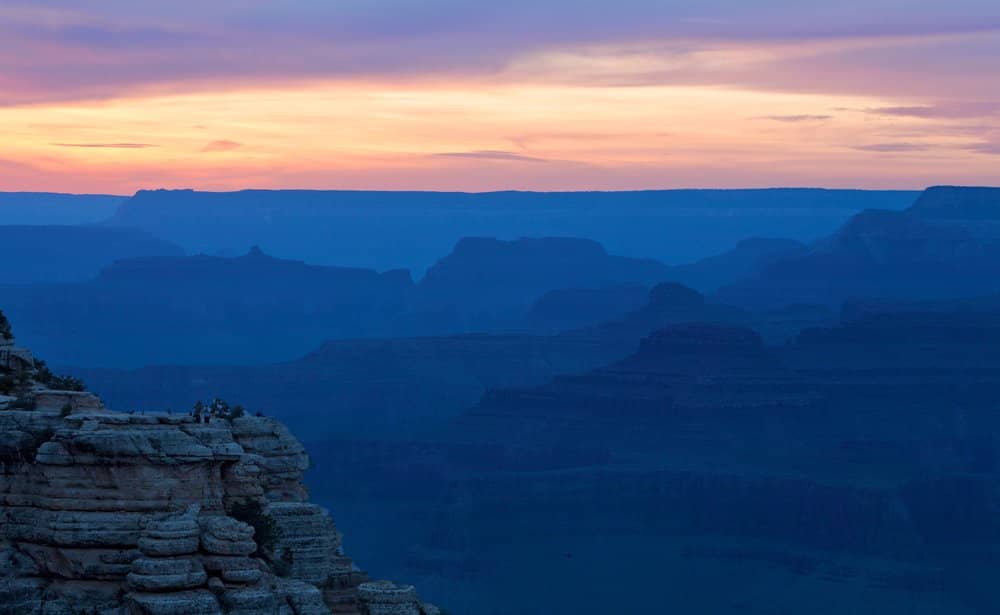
[
  {"x1": 0, "y1": 316, "x2": 437, "y2": 615},
  {"x1": 717, "y1": 186, "x2": 1000, "y2": 307}
]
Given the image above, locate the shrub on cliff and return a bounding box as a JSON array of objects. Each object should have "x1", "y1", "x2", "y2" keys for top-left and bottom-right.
[
  {"x1": 192, "y1": 398, "x2": 248, "y2": 422},
  {"x1": 0, "y1": 374, "x2": 14, "y2": 396},
  {"x1": 32, "y1": 359, "x2": 86, "y2": 392},
  {"x1": 49, "y1": 375, "x2": 86, "y2": 392},
  {"x1": 33, "y1": 360, "x2": 53, "y2": 382},
  {"x1": 0, "y1": 310, "x2": 12, "y2": 341}
]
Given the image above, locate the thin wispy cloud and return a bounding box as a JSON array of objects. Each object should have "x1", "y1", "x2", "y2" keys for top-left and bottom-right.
[
  {"x1": 756, "y1": 114, "x2": 833, "y2": 122},
  {"x1": 3, "y1": 1, "x2": 1000, "y2": 191},
  {"x1": 51, "y1": 142, "x2": 157, "y2": 148},
  {"x1": 962, "y1": 140, "x2": 1000, "y2": 154},
  {"x1": 433, "y1": 150, "x2": 548, "y2": 163},
  {"x1": 866, "y1": 102, "x2": 1000, "y2": 119},
  {"x1": 852, "y1": 142, "x2": 931, "y2": 153}
]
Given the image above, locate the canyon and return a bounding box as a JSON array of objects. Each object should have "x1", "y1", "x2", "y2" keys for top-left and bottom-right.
[{"x1": 0, "y1": 321, "x2": 437, "y2": 615}]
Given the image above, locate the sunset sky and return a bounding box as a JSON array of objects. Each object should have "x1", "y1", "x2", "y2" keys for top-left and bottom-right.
[{"x1": 2, "y1": 1, "x2": 1000, "y2": 193}]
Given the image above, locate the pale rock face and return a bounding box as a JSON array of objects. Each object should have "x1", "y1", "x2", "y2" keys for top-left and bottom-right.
[
  {"x1": 268, "y1": 502, "x2": 341, "y2": 585},
  {"x1": 199, "y1": 516, "x2": 257, "y2": 556},
  {"x1": 127, "y1": 589, "x2": 223, "y2": 615},
  {"x1": 281, "y1": 580, "x2": 330, "y2": 615},
  {"x1": 127, "y1": 558, "x2": 208, "y2": 592},
  {"x1": 358, "y1": 581, "x2": 424, "y2": 615},
  {"x1": 138, "y1": 507, "x2": 202, "y2": 557},
  {"x1": 0, "y1": 362, "x2": 438, "y2": 615},
  {"x1": 34, "y1": 391, "x2": 102, "y2": 412}
]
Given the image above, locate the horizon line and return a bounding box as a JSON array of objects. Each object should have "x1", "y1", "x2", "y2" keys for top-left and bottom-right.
[{"x1": 5, "y1": 185, "x2": 980, "y2": 199}]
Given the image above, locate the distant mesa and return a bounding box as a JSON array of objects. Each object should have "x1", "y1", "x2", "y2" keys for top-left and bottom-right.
[
  {"x1": 619, "y1": 322, "x2": 782, "y2": 376},
  {"x1": 717, "y1": 185, "x2": 1000, "y2": 308},
  {"x1": 102, "y1": 187, "x2": 917, "y2": 272},
  {"x1": 574, "y1": 282, "x2": 748, "y2": 341},
  {"x1": 907, "y1": 185, "x2": 1000, "y2": 220},
  {"x1": 455, "y1": 320, "x2": 795, "y2": 455},
  {"x1": 0, "y1": 247, "x2": 415, "y2": 367},
  {"x1": 520, "y1": 238, "x2": 806, "y2": 334},
  {"x1": 665, "y1": 237, "x2": 807, "y2": 292},
  {"x1": 0, "y1": 225, "x2": 183, "y2": 284},
  {"x1": 0, "y1": 192, "x2": 125, "y2": 225},
  {"x1": 645, "y1": 282, "x2": 706, "y2": 310},
  {"x1": 413, "y1": 236, "x2": 672, "y2": 315},
  {"x1": 523, "y1": 285, "x2": 651, "y2": 333},
  {"x1": 840, "y1": 294, "x2": 1000, "y2": 321},
  {"x1": 787, "y1": 294, "x2": 1000, "y2": 370}
]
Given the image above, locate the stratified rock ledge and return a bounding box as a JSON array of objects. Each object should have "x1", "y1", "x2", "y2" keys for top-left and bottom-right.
[{"x1": 0, "y1": 324, "x2": 439, "y2": 615}]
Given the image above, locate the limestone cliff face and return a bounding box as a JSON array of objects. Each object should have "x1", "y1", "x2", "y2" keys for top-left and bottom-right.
[{"x1": 0, "y1": 326, "x2": 436, "y2": 615}]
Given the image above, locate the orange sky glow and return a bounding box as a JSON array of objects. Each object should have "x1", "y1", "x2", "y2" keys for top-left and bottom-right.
[{"x1": 2, "y1": 2, "x2": 999, "y2": 193}]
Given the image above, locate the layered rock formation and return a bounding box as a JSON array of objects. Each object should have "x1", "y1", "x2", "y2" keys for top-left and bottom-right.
[
  {"x1": 718, "y1": 186, "x2": 1000, "y2": 307},
  {"x1": 450, "y1": 322, "x2": 807, "y2": 455},
  {"x1": 0, "y1": 317, "x2": 436, "y2": 615},
  {"x1": 0, "y1": 247, "x2": 413, "y2": 367},
  {"x1": 306, "y1": 316, "x2": 1000, "y2": 612},
  {"x1": 105, "y1": 188, "x2": 913, "y2": 273},
  {"x1": 71, "y1": 281, "x2": 827, "y2": 445}
]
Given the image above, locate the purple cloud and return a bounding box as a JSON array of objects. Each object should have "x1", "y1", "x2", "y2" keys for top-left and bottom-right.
[
  {"x1": 201, "y1": 140, "x2": 243, "y2": 152},
  {"x1": 2, "y1": 1, "x2": 1000, "y2": 107},
  {"x1": 962, "y1": 140, "x2": 1000, "y2": 154}
]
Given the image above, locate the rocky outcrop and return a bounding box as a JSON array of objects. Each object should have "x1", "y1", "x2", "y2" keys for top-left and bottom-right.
[
  {"x1": 0, "y1": 318, "x2": 438, "y2": 615},
  {"x1": 717, "y1": 186, "x2": 1000, "y2": 308},
  {"x1": 907, "y1": 185, "x2": 1000, "y2": 221},
  {"x1": 0, "y1": 336, "x2": 33, "y2": 378},
  {"x1": 412, "y1": 236, "x2": 673, "y2": 324}
]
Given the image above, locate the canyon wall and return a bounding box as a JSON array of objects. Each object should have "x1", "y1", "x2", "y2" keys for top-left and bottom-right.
[{"x1": 0, "y1": 329, "x2": 437, "y2": 615}]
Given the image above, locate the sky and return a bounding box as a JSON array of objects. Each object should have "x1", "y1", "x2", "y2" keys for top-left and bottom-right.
[{"x1": 2, "y1": 0, "x2": 1000, "y2": 193}]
